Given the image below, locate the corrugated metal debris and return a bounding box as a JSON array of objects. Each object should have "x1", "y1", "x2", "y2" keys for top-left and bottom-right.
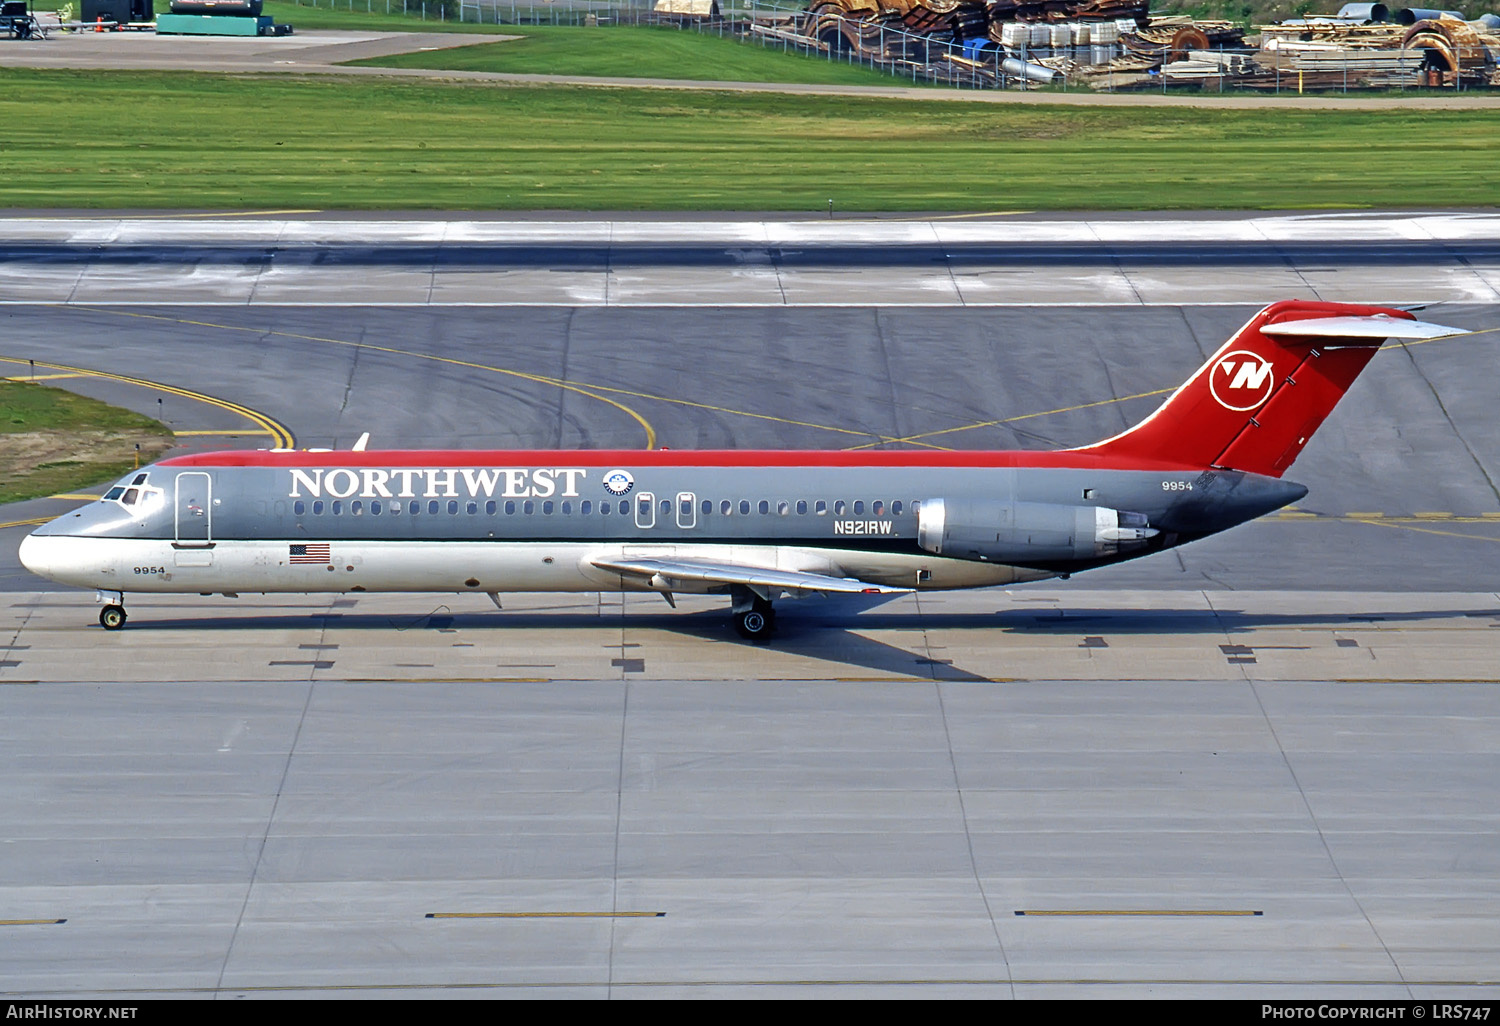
[{"x1": 775, "y1": 0, "x2": 1500, "y2": 89}]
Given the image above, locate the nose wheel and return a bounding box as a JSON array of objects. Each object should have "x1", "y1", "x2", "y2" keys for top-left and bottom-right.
[{"x1": 99, "y1": 605, "x2": 127, "y2": 631}]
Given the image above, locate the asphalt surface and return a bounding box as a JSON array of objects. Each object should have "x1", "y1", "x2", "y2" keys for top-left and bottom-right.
[
  {"x1": 3, "y1": 298, "x2": 1498, "y2": 592},
  {"x1": 2, "y1": 217, "x2": 1498, "y2": 999},
  {"x1": 4, "y1": 213, "x2": 1499, "y2": 307}
]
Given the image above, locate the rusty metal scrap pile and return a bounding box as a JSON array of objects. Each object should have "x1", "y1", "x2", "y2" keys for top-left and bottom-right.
[
  {"x1": 1250, "y1": 16, "x2": 1500, "y2": 89},
  {"x1": 789, "y1": 0, "x2": 1500, "y2": 89}
]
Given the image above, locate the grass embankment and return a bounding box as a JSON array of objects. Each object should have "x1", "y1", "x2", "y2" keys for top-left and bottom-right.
[
  {"x1": 0, "y1": 382, "x2": 174, "y2": 505},
  {"x1": 258, "y1": 3, "x2": 912, "y2": 86},
  {"x1": 344, "y1": 22, "x2": 912, "y2": 86},
  {"x1": 260, "y1": 0, "x2": 496, "y2": 32},
  {"x1": 1, "y1": 69, "x2": 1499, "y2": 210}
]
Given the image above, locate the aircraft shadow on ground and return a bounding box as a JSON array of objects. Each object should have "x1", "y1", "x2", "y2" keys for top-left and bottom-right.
[{"x1": 45, "y1": 599, "x2": 1497, "y2": 683}]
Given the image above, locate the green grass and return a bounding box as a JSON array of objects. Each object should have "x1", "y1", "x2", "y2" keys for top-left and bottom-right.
[
  {"x1": 259, "y1": 0, "x2": 493, "y2": 32},
  {"x1": 1, "y1": 69, "x2": 1498, "y2": 210},
  {"x1": 346, "y1": 23, "x2": 916, "y2": 86},
  {"x1": 0, "y1": 382, "x2": 174, "y2": 505}
]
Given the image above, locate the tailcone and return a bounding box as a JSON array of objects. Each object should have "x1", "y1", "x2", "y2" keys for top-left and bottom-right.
[{"x1": 1156, "y1": 472, "x2": 1308, "y2": 539}]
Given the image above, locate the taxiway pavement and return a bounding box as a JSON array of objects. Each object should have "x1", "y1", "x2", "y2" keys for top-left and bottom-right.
[{"x1": 1, "y1": 215, "x2": 1497, "y2": 998}]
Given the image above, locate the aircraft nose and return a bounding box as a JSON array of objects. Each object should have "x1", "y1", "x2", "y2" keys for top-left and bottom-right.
[{"x1": 18, "y1": 533, "x2": 54, "y2": 580}]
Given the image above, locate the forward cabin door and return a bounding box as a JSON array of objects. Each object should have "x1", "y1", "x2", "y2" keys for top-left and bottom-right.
[
  {"x1": 173, "y1": 471, "x2": 214, "y2": 566},
  {"x1": 174, "y1": 472, "x2": 212, "y2": 545}
]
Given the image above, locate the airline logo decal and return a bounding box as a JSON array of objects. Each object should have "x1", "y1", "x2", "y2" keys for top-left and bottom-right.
[
  {"x1": 602, "y1": 469, "x2": 635, "y2": 496},
  {"x1": 288, "y1": 467, "x2": 587, "y2": 500},
  {"x1": 1209, "y1": 351, "x2": 1276, "y2": 412}
]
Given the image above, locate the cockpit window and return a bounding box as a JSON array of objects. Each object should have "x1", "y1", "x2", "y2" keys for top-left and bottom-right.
[
  {"x1": 122, "y1": 488, "x2": 139, "y2": 506},
  {"x1": 104, "y1": 487, "x2": 126, "y2": 501},
  {"x1": 132, "y1": 474, "x2": 148, "y2": 486}
]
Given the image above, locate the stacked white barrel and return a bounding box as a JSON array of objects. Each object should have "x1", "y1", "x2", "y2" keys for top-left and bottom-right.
[
  {"x1": 1092, "y1": 20, "x2": 1118, "y2": 64},
  {"x1": 996, "y1": 19, "x2": 1132, "y2": 64}
]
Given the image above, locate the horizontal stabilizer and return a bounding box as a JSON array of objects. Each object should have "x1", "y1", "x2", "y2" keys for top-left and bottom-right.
[
  {"x1": 1262, "y1": 316, "x2": 1462, "y2": 340},
  {"x1": 1067, "y1": 300, "x2": 1448, "y2": 478},
  {"x1": 592, "y1": 556, "x2": 911, "y2": 595}
]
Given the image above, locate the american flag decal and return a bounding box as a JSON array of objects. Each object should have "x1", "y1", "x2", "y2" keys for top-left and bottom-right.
[{"x1": 290, "y1": 543, "x2": 331, "y2": 565}]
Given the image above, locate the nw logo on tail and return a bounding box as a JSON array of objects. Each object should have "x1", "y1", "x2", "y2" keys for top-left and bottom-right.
[{"x1": 1209, "y1": 351, "x2": 1275, "y2": 411}]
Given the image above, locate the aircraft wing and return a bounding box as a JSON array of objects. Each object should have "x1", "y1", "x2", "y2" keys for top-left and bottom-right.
[
  {"x1": 1261, "y1": 315, "x2": 1462, "y2": 339},
  {"x1": 590, "y1": 556, "x2": 912, "y2": 596}
]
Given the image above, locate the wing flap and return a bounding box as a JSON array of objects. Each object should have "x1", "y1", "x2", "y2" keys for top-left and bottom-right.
[{"x1": 591, "y1": 556, "x2": 911, "y2": 595}]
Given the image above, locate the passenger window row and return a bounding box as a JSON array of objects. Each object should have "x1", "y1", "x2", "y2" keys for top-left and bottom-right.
[{"x1": 292, "y1": 498, "x2": 913, "y2": 518}]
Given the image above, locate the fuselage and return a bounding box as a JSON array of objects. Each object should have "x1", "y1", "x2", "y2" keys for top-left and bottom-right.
[{"x1": 19, "y1": 447, "x2": 1307, "y2": 598}]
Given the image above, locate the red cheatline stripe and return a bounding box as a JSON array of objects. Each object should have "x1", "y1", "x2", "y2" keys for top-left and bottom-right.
[{"x1": 159, "y1": 448, "x2": 1198, "y2": 472}]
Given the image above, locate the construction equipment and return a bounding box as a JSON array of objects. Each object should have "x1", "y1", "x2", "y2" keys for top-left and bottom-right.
[
  {"x1": 156, "y1": 0, "x2": 293, "y2": 35},
  {"x1": 1, "y1": 0, "x2": 41, "y2": 38},
  {"x1": 79, "y1": 0, "x2": 152, "y2": 28}
]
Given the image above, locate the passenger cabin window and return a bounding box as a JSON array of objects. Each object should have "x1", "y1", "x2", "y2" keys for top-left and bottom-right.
[
  {"x1": 815, "y1": 500, "x2": 827, "y2": 515},
  {"x1": 834, "y1": 500, "x2": 846, "y2": 516},
  {"x1": 721, "y1": 500, "x2": 731, "y2": 515},
  {"x1": 873, "y1": 501, "x2": 884, "y2": 516},
  {"x1": 853, "y1": 501, "x2": 865, "y2": 515},
  {"x1": 758, "y1": 501, "x2": 769, "y2": 515},
  {"x1": 739, "y1": 500, "x2": 750, "y2": 516},
  {"x1": 294, "y1": 500, "x2": 306, "y2": 515}
]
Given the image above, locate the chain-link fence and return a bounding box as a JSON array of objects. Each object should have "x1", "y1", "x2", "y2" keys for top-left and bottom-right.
[{"x1": 289, "y1": 0, "x2": 1482, "y2": 93}]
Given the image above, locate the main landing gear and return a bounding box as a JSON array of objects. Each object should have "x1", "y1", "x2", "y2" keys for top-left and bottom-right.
[
  {"x1": 96, "y1": 591, "x2": 127, "y2": 631},
  {"x1": 730, "y1": 586, "x2": 776, "y2": 643}
]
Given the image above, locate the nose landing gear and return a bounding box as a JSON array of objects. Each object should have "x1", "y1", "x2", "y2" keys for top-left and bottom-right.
[{"x1": 96, "y1": 590, "x2": 127, "y2": 631}]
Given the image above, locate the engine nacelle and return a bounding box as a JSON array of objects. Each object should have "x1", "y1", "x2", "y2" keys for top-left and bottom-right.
[{"x1": 916, "y1": 498, "x2": 1157, "y2": 565}]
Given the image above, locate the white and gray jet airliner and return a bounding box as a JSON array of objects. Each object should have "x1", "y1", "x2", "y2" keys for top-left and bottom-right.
[{"x1": 19, "y1": 301, "x2": 1457, "y2": 641}]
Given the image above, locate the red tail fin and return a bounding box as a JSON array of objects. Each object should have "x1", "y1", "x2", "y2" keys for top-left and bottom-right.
[{"x1": 1073, "y1": 300, "x2": 1439, "y2": 478}]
